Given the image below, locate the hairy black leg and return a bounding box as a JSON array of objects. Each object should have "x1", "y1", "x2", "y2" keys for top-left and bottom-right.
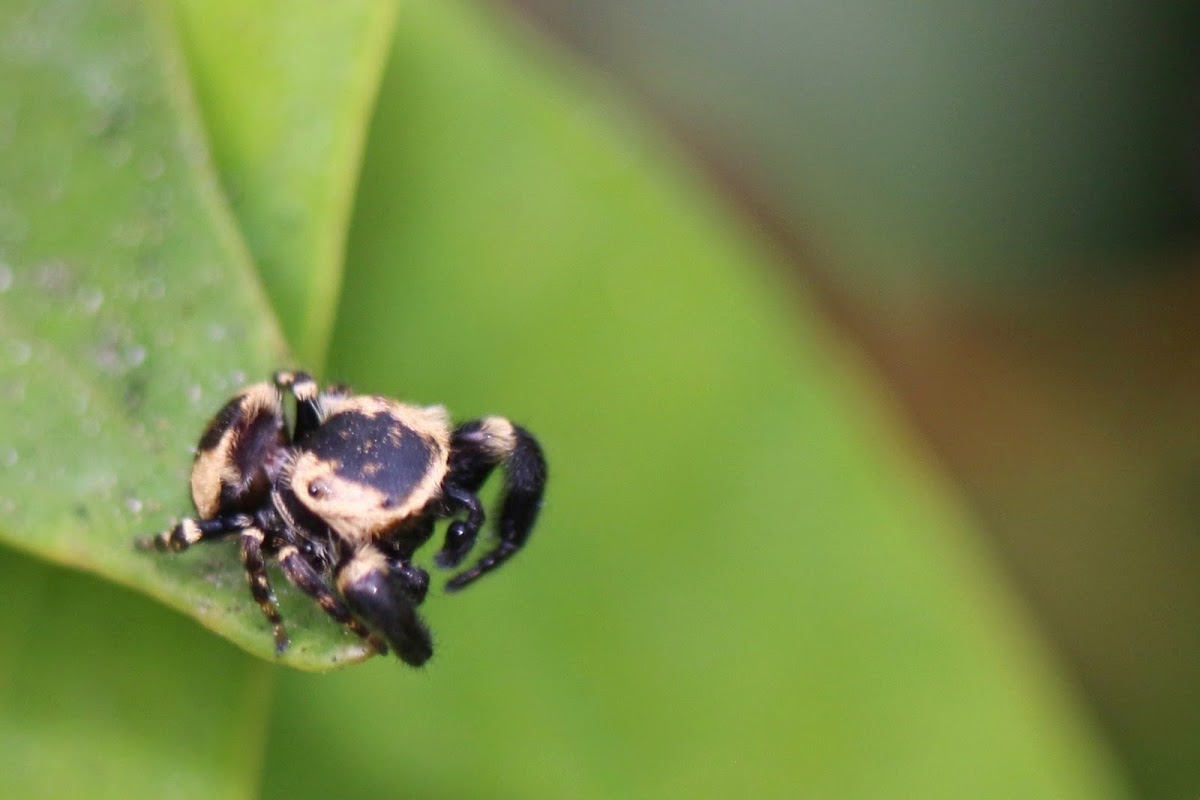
[
  {"x1": 273, "y1": 369, "x2": 322, "y2": 440},
  {"x1": 135, "y1": 513, "x2": 251, "y2": 553},
  {"x1": 370, "y1": 541, "x2": 430, "y2": 605},
  {"x1": 443, "y1": 418, "x2": 548, "y2": 592},
  {"x1": 445, "y1": 420, "x2": 504, "y2": 492},
  {"x1": 337, "y1": 549, "x2": 433, "y2": 666},
  {"x1": 434, "y1": 484, "x2": 485, "y2": 569},
  {"x1": 392, "y1": 560, "x2": 430, "y2": 605},
  {"x1": 239, "y1": 527, "x2": 289, "y2": 653},
  {"x1": 276, "y1": 545, "x2": 388, "y2": 655}
]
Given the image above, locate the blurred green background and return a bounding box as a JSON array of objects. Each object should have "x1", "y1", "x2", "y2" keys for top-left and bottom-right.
[{"x1": 1, "y1": 0, "x2": 1197, "y2": 798}]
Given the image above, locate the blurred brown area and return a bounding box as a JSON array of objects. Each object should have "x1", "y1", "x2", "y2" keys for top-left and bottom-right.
[
  {"x1": 827, "y1": 261, "x2": 1200, "y2": 799},
  {"x1": 498, "y1": 0, "x2": 1200, "y2": 795}
]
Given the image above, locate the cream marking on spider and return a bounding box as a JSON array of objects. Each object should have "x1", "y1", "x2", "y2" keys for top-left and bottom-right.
[
  {"x1": 191, "y1": 383, "x2": 280, "y2": 517},
  {"x1": 473, "y1": 416, "x2": 518, "y2": 459},
  {"x1": 289, "y1": 396, "x2": 451, "y2": 544},
  {"x1": 336, "y1": 547, "x2": 389, "y2": 596},
  {"x1": 179, "y1": 518, "x2": 202, "y2": 546},
  {"x1": 291, "y1": 376, "x2": 318, "y2": 403}
]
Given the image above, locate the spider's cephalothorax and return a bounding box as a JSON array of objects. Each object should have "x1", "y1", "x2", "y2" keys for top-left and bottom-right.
[{"x1": 136, "y1": 371, "x2": 548, "y2": 666}]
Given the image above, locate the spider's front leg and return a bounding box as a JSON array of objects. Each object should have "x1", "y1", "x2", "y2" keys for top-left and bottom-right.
[
  {"x1": 375, "y1": 518, "x2": 435, "y2": 606},
  {"x1": 273, "y1": 538, "x2": 389, "y2": 656},
  {"x1": 337, "y1": 547, "x2": 433, "y2": 667},
  {"x1": 433, "y1": 485, "x2": 484, "y2": 570},
  {"x1": 437, "y1": 416, "x2": 547, "y2": 592},
  {"x1": 239, "y1": 525, "x2": 289, "y2": 654}
]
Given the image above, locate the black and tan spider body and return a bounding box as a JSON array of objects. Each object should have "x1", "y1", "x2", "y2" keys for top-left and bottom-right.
[{"x1": 137, "y1": 371, "x2": 547, "y2": 666}]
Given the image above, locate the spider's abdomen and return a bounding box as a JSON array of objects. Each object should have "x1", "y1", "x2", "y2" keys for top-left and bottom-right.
[
  {"x1": 190, "y1": 383, "x2": 287, "y2": 517},
  {"x1": 286, "y1": 396, "x2": 452, "y2": 544}
]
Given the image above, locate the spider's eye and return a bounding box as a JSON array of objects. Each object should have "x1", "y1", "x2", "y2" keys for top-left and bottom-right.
[{"x1": 308, "y1": 480, "x2": 330, "y2": 499}]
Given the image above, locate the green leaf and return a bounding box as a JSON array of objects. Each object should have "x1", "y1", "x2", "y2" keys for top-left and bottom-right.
[
  {"x1": 0, "y1": 0, "x2": 278, "y2": 785},
  {"x1": 0, "y1": 0, "x2": 370, "y2": 668},
  {"x1": 260, "y1": 1, "x2": 1131, "y2": 798},
  {"x1": 170, "y1": 0, "x2": 399, "y2": 368},
  {"x1": 0, "y1": 546, "x2": 271, "y2": 800},
  {"x1": 0, "y1": 0, "x2": 1136, "y2": 796}
]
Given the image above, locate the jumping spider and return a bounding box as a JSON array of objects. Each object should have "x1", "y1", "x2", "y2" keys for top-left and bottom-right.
[{"x1": 137, "y1": 370, "x2": 547, "y2": 666}]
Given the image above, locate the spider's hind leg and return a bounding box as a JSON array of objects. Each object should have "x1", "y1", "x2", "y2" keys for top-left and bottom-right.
[
  {"x1": 273, "y1": 369, "x2": 322, "y2": 440},
  {"x1": 135, "y1": 513, "x2": 250, "y2": 553}
]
